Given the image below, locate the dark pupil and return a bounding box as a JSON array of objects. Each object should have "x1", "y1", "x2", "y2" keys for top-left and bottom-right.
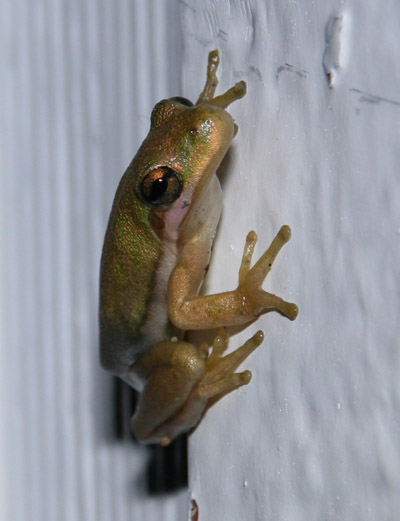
[
  {"x1": 140, "y1": 166, "x2": 182, "y2": 206},
  {"x1": 150, "y1": 175, "x2": 170, "y2": 200}
]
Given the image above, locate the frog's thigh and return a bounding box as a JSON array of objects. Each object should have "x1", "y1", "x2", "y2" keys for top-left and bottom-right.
[{"x1": 131, "y1": 341, "x2": 206, "y2": 442}]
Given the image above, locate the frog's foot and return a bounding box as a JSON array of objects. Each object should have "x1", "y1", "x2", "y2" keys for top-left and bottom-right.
[
  {"x1": 194, "y1": 328, "x2": 264, "y2": 401},
  {"x1": 196, "y1": 49, "x2": 247, "y2": 109},
  {"x1": 238, "y1": 225, "x2": 299, "y2": 321},
  {"x1": 197, "y1": 49, "x2": 220, "y2": 104},
  {"x1": 132, "y1": 330, "x2": 263, "y2": 446},
  {"x1": 158, "y1": 329, "x2": 263, "y2": 446}
]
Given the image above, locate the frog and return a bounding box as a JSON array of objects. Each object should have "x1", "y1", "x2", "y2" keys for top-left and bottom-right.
[{"x1": 99, "y1": 49, "x2": 298, "y2": 446}]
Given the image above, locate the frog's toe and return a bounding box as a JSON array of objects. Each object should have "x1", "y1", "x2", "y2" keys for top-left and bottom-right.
[{"x1": 196, "y1": 330, "x2": 263, "y2": 399}]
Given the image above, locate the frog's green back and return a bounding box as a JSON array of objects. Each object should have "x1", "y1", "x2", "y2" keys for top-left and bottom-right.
[
  {"x1": 99, "y1": 163, "x2": 163, "y2": 371},
  {"x1": 99, "y1": 76, "x2": 242, "y2": 375}
]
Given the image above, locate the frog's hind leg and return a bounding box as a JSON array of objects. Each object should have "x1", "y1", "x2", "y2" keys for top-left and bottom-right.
[
  {"x1": 148, "y1": 330, "x2": 264, "y2": 445},
  {"x1": 131, "y1": 330, "x2": 263, "y2": 446},
  {"x1": 130, "y1": 340, "x2": 207, "y2": 445}
]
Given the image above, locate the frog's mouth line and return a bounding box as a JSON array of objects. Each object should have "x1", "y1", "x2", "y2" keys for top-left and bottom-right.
[
  {"x1": 158, "y1": 173, "x2": 222, "y2": 252},
  {"x1": 161, "y1": 194, "x2": 194, "y2": 243}
]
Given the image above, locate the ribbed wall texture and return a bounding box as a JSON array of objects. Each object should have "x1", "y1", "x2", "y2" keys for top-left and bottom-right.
[
  {"x1": 182, "y1": 2, "x2": 400, "y2": 520},
  {"x1": 0, "y1": 1, "x2": 187, "y2": 520},
  {"x1": 5, "y1": 1, "x2": 400, "y2": 520}
]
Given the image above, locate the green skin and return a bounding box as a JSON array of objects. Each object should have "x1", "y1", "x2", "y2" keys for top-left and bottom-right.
[
  {"x1": 99, "y1": 50, "x2": 298, "y2": 445},
  {"x1": 99, "y1": 97, "x2": 236, "y2": 374}
]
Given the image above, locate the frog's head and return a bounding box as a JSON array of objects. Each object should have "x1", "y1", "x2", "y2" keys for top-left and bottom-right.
[{"x1": 133, "y1": 50, "x2": 246, "y2": 243}]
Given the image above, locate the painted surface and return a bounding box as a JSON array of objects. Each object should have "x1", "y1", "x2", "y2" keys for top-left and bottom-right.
[
  {"x1": 2, "y1": 0, "x2": 400, "y2": 520},
  {"x1": 0, "y1": 1, "x2": 187, "y2": 520},
  {"x1": 182, "y1": 1, "x2": 400, "y2": 520}
]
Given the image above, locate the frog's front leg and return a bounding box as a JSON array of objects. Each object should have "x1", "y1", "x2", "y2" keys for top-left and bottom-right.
[
  {"x1": 168, "y1": 225, "x2": 299, "y2": 331},
  {"x1": 131, "y1": 329, "x2": 263, "y2": 445}
]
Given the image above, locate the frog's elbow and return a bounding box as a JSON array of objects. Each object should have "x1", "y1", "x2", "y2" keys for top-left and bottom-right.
[
  {"x1": 168, "y1": 299, "x2": 184, "y2": 330},
  {"x1": 168, "y1": 310, "x2": 184, "y2": 330},
  {"x1": 168, "y1": 298, "x2": 196, "y2": 331}
]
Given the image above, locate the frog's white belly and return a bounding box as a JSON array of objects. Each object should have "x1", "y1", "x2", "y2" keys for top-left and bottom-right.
[
  {"x1": 121, "y1": 175, "x2": 223, "y2": 387},
  {"x1": 141, "y1": 175, "x2": 222, "y2": 330}
]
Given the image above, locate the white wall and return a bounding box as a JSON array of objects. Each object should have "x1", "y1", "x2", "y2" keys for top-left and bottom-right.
[
  {"x1": 183, "y1": 1, "x2": 400, "y2": 520},
  {"x1": 0, "y1": 1, "x2": 187, "y2": 520},
  {"x1": 2, "y1": 1, "x2": 400, "y2": 520}
]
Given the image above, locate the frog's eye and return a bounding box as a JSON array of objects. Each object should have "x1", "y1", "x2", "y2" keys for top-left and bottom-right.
[
  {"x1": 169, "y1": 97, "x2": 193, "y2": 107},
  {"x1": 139, "y1": 167, "x2": 183, "y2": 206}
]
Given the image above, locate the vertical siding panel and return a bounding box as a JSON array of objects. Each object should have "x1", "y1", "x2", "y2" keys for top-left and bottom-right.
[{"x1": 1, "y1": 1, "x2": 186, "y2": 520}]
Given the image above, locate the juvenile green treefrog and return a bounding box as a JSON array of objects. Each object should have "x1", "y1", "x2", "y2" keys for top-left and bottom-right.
[{"x1": 99, "y1": 50, "x2": 298, "y2": 446}]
